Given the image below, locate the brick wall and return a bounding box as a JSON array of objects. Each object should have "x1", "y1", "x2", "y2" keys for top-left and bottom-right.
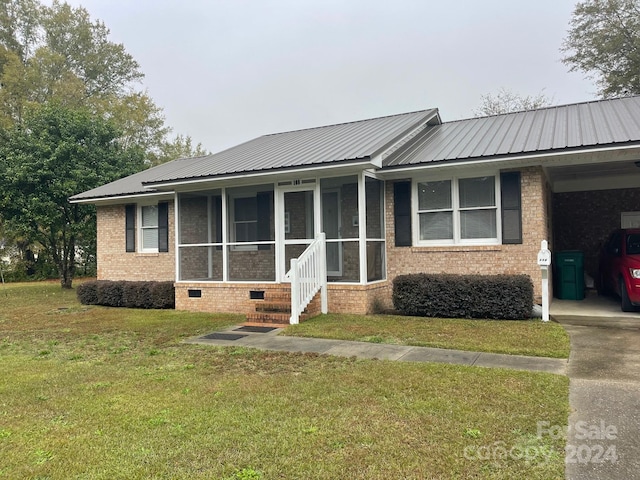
[
  {"x1": 383, "y1": 167, "x2": 550, "y2": 306},
  {"x1": 97, "y1": 204, "x2": 175, "y2": 281}
]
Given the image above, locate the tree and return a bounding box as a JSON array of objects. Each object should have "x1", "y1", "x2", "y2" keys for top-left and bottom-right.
[
  {"x1": 0, "y1": 0, "x2": 169, "y2": 160},
  {"x1": 0, "y1": 1, "x2": 207, "y2": 285},
  {"x1": 149, "y1": 134, "x2": 210, "y2": 166},
  {"x1": 561, "y1": 0, "x2": 640, "y2": 98},
  {"x1": 0, "y1": 103, "x2": 144, "y2": 288},
  {"x1": 473, "y1": 88, "x2": 553, "y2": 117}
]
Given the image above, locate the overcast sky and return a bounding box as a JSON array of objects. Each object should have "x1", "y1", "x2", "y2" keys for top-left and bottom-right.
[{"x1": 66, "y1": 0, "x2": 594, "y2": 154}]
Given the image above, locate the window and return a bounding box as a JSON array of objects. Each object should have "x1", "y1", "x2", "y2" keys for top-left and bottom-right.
[
  {"x1": 140, "y1": 205, "x2": 159, "y2": 251},
  {"x1": 126, "y1": 202, "x2": 168, "y2": 253},
  {"x1": 227, "y1": 186, "x2": 273, "y2": 251},
  {"x1": 233, "y1": 197, "x2": 258, "y2": 242},
  {"x1": 415, "y1": 175, "x2": 498, "y2": 244}
]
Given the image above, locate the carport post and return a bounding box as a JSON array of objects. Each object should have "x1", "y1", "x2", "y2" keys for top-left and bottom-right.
[{"x1": 537, "y1": 240, "x2": 551, "y2": 322}]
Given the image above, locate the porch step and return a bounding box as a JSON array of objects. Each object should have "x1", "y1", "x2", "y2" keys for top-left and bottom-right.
[
  {"x1": 244, "y1": 288, "x2": 321, "y2": 327},
  {"x1": 245, "y1": 311, "x2": 311, "y2": 325},
  {"x1": 254, "y1": 301, "x2": 291, "y2": 313}
]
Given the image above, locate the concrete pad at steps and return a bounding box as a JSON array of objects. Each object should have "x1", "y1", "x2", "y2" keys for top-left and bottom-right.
[
  {"x1": 398, "y1": 347, "x2": 480, "y2": 366},
  {"x1": 323, "y1": 342, "x2": 413, "y2": 360},
  {"x1": 474, "y1": 353, "x2": 567, "y2": 375}
]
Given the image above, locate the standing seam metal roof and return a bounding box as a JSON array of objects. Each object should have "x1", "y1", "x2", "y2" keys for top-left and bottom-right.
[
  {"x1": 70, "y1": 96, "x2": 640, "y2": 202},
  {"x1": 143, "y1": 109, "x2": 439, "y2": 185},
  {"x1": 384, "y1": 96, "x2": 640, "y2": 168},
  {"x1": 69, "y1": 109, "x2": 437, "y2": 201}
]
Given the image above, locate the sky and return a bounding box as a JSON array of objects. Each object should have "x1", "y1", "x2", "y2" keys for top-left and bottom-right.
[{"x1": 65, "y1": 0, "x2": 595, "y2": 154}]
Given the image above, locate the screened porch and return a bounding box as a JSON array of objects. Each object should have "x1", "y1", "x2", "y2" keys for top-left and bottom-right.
[{"x1": 176, "y1": 174, "x2": 385, "y2": 284}]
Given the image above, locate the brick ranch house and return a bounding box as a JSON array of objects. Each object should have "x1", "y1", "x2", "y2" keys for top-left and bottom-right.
[{"x1": 71, "y1": 96, "x2": 640, "y2": 323}]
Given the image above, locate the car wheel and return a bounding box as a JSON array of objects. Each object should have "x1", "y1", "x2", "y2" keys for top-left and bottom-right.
[{"x1": 620, "y1": 278, "x2": 634, "y2": 312}]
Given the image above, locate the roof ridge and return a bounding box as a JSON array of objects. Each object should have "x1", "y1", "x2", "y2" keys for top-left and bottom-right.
[
  {"x1": 262, "y1": 108, "x2": 437, "y2": 137},
  {"x1": 444, "y1": 95, "x2": 640, "y2": 125}
]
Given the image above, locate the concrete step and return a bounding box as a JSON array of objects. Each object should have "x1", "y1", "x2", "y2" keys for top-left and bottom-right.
[{"x1": 254, "y1": 301, "x2": 291, "y2": 313}]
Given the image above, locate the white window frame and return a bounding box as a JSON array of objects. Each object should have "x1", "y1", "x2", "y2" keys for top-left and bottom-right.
[
  {"x1": 413, "y1": 172, "x2": 501, "y2": 246},
  {"x1": 138, "y1": 203, "x2": 159, "y2": 253}
]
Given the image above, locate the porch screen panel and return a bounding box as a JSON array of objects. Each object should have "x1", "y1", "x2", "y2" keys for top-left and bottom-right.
[
  {"x1": 366, "y1": 177, "x2": 385, "y2": 282},
  {"x1": 177, "y1": 190, "x2": 223, "y2": 281},
  {"x1": 179, "y1": 246, "x2": 223, "y2": 281},
  {"x1": 365, "y1": 177, "x2": 384, "y2": 239},
  {"x1": 227, "y1": 184, "x2": 275, "y2": 281},
  {"x1": 321, "y1": 176, "x2": 359, "y2": 283},
  {"x1": 227, "y1": 246, "x2": 275, "y2": 281}
]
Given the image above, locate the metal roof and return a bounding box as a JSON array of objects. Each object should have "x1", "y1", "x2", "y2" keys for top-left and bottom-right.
[
  {"x1": 69, "y1": 155, "x2": 206, "y2": 201},
  {"x1": 384, "y1": 96, "x2": 640, "y2": 168},
  {"x1": 70, "y1": 96, "x2": 640, "y2": 203},
  {"x1": 143, "y1": 108, "x2": 438, "y2": 186},
  {"x1": 70, "y1": 108, "x2": 438, "y2": 201}
]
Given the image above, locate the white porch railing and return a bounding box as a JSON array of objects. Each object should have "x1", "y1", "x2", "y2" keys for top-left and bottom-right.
[{"x1": 285, "y1": 233, "x2": 328, "y2": 324}]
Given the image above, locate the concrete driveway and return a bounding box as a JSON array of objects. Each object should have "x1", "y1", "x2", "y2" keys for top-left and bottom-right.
[{"x1": 554, "y1": 309, "x2": 640, "y2": 480}]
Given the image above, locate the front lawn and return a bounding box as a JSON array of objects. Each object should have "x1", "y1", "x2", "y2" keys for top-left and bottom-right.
[
  {"x1": 284, "y1": 313, "x2": 570, "y2": 358},
  {"x1": 0, "y1": 282, "x2": 569, "y2": 479}
]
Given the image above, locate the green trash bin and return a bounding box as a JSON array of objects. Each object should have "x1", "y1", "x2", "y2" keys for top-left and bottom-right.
[{"x1": 554, "y1": 251, "x2": 585, "y2": 300}]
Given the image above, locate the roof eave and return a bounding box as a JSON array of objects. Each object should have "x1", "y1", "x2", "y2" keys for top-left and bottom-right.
[
  {"x1": 378, "y1": 142, "x2": 640, "y2": 178},
  {"x1": 69, "y1": 191, "x2": 174, "y2": 205},
  {"x1": 142, "y1": 157, "x2": 376, "y2": 190}
]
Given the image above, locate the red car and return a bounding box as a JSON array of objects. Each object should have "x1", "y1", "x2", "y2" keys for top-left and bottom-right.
[{"x1": 598, "y1": 229, "x2": 640, "y2": 311}]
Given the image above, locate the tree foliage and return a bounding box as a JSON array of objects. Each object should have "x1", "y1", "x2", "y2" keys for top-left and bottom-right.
[
  {"x1": 0, "y1": 103, "x2": 144, "y2": 288},
  {"x1": 149, "y1": 134, "x2": 210, "y2": 166},
  {"x1": 473, "y1": 88, "x2": 552, "y2": 117},
  {"x1": 561, "y1": 0, "x2": 640, "y2": 98},
  {"x1": 0, "y1": 0, "x2": 206, "y2": 286}
]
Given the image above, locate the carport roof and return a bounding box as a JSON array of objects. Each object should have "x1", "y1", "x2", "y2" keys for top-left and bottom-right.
[{"x1": 384, "y1": 96, "x2": 640, "y2": 168}]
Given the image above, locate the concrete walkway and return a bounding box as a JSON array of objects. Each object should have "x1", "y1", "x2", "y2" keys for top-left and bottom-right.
[
  {"x1": 186, "y1": 324, "x2": 567, "y2": 375},
  {"x1": 554, "y1": 314, "x2": 640, "y2": 480}
]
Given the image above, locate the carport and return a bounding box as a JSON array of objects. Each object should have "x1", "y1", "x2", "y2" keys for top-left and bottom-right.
[{"x1": 544, "y1": 146, "x2": 640, "y2": 314}]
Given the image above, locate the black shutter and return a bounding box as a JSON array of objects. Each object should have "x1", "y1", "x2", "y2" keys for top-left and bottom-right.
[
  {"x1": 394, "y1": 181, "x2": 412, "y2": 247},
  {"x1": 501, "y1": 171, "x2": 522, "y2": 244},
  {"x1": 158, "y1": 202, "x2": 169, "y2": 252},
  {"x1": 125, "y1": 204, "x2": 136, "y2": 252},
  {"x1": 256, "y1": 191, "x2": 272, "y2": 250}
]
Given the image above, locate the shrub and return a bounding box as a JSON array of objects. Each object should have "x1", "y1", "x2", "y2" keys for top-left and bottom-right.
[
  {"x1": 123, "y1": 281, "x2": 152, "y2": 308},
  {"x1": 76, "y1": 281, "x2": 99, "y2": 305},
  {"x1": 150, "y1": 282, "x2": 175, "y2": 309},
  {"x1": 97, "y1": 281, "x2": 125, "y2": 307},
  {"x1": 77, "y1": 280, "x2": 174, "y2": 309},
  {"x1": 392, "y1": 273, "x2": 533, "y2": 320}
]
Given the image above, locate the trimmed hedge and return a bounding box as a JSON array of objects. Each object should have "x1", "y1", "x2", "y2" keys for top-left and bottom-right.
[
  {"x1": 77, "y1": 280, "x2": 175, "y2": 309},
  {"x1": 392, "y1": 273, "x2": 534, "y2": 320}
]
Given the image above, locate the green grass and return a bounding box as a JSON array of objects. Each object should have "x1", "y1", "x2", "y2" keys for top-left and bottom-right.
[
  {"x1": 0, "y1": 281, "x2": 569, "y2": 479},
  {"x1": 284, "y1": 313, "x2": 571, "y2": 358}
]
